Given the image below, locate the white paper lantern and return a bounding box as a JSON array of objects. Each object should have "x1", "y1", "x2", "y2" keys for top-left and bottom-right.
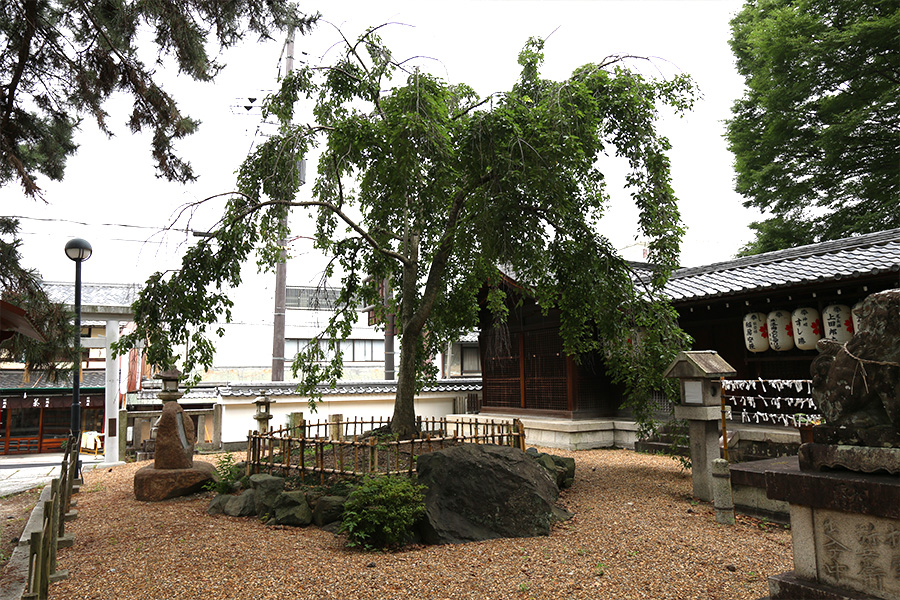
[
  {"x1": 851, "y1": 301, "x2": 864, "y2": 334},
  {"x1": 742, "y1": 312, "x2": 769, "y2": 353},
  {"x1": 792, "y1": 307, "x2": 822, "y2": 350},
  {"x1": 823, "y1": 304, "x2": 853, "y2": 343},
  {"x1": 767, "y1": 310, "x2": 795, "y2": 351}
]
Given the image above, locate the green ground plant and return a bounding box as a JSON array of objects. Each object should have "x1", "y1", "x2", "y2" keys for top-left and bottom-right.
[
  {"x1": 205, "y1": 453, "x2": 242, "y2": 494},
  {"x1": 339, "y1": 475, "x2": 426, "y2": 550}
]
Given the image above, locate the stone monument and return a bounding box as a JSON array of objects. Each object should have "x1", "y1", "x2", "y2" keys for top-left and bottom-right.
[
  {"x1": 134, "y1": 370, "x2": 216, "y2": 502},
  {"x1": 765, "y1": 289, "x2": 900, "y2": 600}
]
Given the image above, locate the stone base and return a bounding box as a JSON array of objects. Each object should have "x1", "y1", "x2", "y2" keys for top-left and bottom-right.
[
  {"x1": 799, "y1": 443, "x2": 900, "y2": 475},
  {"x1": 766, "y1": 463, "x2": 900, "y2": 600},
  {"x1": 134, "y1": 462, "x2": 216, "y2": 502},
  {"x1": 769, "y1": 571, "x2": 880, "y2": 600}
]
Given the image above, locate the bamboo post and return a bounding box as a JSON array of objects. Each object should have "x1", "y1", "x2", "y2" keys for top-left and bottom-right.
[
  {"x1": 299, "y1": 437, "x2": 306, "y2": 483},
  {"x1": 394, "y1": 440, "x2": 400, "y2": 474},
  {"x1": 245, "y1": 431, "x2": 253, "y2": 477},
  {"x1": 367, "y1": 437, "x2": 376, "y2": 474},
  {"x1": 285, "y1": 436, "x2": 292, "y2": 478},
  {"x1": 514, "y1": 419, "x2": 526, "y2": 452},
  {"x1": 328, "y1": 414, "x2": 342, "y2": 442}
]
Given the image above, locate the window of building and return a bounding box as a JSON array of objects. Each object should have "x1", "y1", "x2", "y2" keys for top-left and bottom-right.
[
  {"x1": 285, "y1": 286, "x2": 341, "y2": 310},
  {"x1": 461, "y1": 345, "x2": 481, "y2": 374},
  {"x1": 285, "y1": 338, "x2": 385, "y2": 362}
]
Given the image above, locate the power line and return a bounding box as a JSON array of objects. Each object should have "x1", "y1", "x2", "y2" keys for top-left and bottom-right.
[{"x1": 2, "y1": 214, "x2": 189, "y2": 233}]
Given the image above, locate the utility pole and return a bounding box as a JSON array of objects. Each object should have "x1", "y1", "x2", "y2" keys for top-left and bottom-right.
[{"x1": 271, "y1": 25, "x2": 295, "y2": 382}]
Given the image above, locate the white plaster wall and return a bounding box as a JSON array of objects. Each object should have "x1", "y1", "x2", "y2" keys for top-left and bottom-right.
[{"x1": 218, "y1": 393, "x2": 457, "y2": 444}]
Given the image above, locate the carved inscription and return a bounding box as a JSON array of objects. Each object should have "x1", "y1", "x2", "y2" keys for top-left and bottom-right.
[
  {"x1": 823, "y1": 518, "x2": 851, "y2": 582},
  {"x1": 815, "y1": 511, "x2": 900, "y2": 599}
]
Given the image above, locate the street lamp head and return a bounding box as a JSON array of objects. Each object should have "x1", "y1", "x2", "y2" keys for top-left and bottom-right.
[{"x1": 65, "y1": 238, "x2": 93, "y2": 262}]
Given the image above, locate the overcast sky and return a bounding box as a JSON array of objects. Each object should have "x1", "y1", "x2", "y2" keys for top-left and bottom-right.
[{"x1": 4, "y1": 0, "x2": 760, "y2": 286}]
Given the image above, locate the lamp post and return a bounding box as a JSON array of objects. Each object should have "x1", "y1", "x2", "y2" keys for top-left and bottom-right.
[{"x1": 65, "y1": 238, "x2": 92, "y2": 441}]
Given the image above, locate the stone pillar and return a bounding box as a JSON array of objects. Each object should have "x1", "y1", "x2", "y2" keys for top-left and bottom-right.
[
  {"x1": 104, "y1": 319, "x2": 120, "y2": 463},
  {"x1": 212, "y1": 404, "x2": 223, "y2": 449},
  {"x1": 674, "y1": 404, "x2": 722, "y2": 501},
  {"x1": 117, "y1": 409, "x2": 128, "y2": 460},
  {"x1": 711, "y1": 458, "x2": 734, "y2": 525}
]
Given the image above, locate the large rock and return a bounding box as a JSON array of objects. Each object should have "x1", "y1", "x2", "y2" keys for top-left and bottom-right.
[
  {"x1": 154, "y1": 401, "x2": 195, "y2": 470},
  {"x1": 811, "y1": 289, "x2": 900, "y2": 446},
  {"x1": 249, "y1": 473, "x2": 285, "y2": 518},
  {"x1": 526, "y1": 448, "x2": 576, "y2": 489},
  {"x1": 133, "y1": 461, "x2": 216, "y2": 502},
  {"x1": 311, "y1": 495, "x2": 347, "y2": 527},
  {"x1": 416, "y1": 444, "x2": 572, "y2": 544},
  {"x1": 224, "y1": 489, "x2": 259, "y2": 517},
  {"x1": 270, "y1": 491, "x2": 313, "y2": 526}
]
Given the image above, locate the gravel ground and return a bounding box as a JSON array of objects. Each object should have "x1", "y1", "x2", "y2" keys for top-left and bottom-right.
[{"x1": 49, "y1": 448, "x2": 791, "y2": 600}]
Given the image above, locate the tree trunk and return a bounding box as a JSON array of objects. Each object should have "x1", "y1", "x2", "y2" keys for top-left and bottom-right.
[{"x1": 390, "y1": 327, "x2": 420, "y2": 438}]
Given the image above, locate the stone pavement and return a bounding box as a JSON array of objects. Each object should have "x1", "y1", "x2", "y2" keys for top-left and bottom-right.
[{"x1": 0, "y1": 452, "x2": 108, "y2": 497}]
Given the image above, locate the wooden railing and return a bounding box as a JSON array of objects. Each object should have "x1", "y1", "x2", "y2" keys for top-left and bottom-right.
[
  {"x1": 246, "y1": 416, "x2": 526, "y2": 482},
  {"x1": 18, "y1": 433, "x2": 80, "y2": 599}
]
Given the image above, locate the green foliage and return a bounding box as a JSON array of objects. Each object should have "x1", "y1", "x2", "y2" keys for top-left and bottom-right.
[
  {"x1": 338, "y1": 475, "x2": 426, "y2": 550},
  {"x1": 0, "y1": 217, "x2": 76, "y2": 375},
  {"x1": 0, "y1": 1, "x2": 317, "y2": 197},
  {"x1": 204, "y1": 453, "x2": 242, "y2": 494},
  {"x1": 122, "y1": 28, "x2": 696, "y2": 436},
  {"x1": 727, "y1": 0, "x2": 900, "y2": 254}
]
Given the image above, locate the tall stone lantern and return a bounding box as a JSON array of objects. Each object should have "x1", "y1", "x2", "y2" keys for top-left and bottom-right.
[{"x1": 664, "y1": 350, "x2": 736, "y2": 501}]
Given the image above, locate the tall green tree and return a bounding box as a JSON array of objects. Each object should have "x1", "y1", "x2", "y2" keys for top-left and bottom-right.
[
  {"x1": 1, "y1": 0, "x2": 315, "y2": 370},
  {"x1": 1, "y1": 0, "x2": 317, "y2": 197},
  {"x1": 0, "y1": 216, "x2": 75, "y2": 377},
  {"x1": 727, "y1": 0, "x2": 900, "y2": 255},
  {"x1": 120, "y1": 30, "x2": 695, "y2": 437}
]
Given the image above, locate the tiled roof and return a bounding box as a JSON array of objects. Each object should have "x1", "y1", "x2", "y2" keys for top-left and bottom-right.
[
  {"x1": 665, "y1": 228, "x2": 900, "y2": 303},
  {"x1": 0, "y1": 369, "x2": 106, "y2": 390},
  {"x1": 43, "y1": 282, "x2": 141, "y2": 307},
  {"x1": 217, "y1": 378, "x2": 483, "y2": 398}
]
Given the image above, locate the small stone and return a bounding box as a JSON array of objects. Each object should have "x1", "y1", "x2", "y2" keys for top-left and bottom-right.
[
  {"x1": 366, "y1": 562, "x2": 376, "y2": 568},
  {"x1": 726, "y1": 565, "x2": 736, "y2": 572}
]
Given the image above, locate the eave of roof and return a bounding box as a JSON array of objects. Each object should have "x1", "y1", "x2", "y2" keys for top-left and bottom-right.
[
  {"x1": 0, "y1": 300, "x2": 46, "y2": 342},
  {"x1": 666, "y1": 228, "x2": 900, "y2": 303}
]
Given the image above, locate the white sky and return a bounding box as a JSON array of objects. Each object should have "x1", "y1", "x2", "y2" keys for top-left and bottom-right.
[{"x1": 3, "y1": 0, "x2": 761, "y2": 286}]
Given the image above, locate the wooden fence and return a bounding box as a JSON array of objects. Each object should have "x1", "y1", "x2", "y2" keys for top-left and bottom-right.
[
  {"x1": 18, "y1": 433, "x2": 80, "y2": 599},
  {"x1": 246, "y1": 416, "x2": 526, "y2": 482}
]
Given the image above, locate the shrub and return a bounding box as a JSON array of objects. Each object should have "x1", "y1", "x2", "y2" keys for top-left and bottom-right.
[
  {"x1": 339, "y1": 476, "x2": 426, "y2": 550},
  {"x1": 204, "y1": 453, "x2": 242, "y2": 494}
]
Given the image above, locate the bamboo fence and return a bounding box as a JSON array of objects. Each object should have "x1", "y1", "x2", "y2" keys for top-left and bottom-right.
[{"x1": 245, "y1": 416, "x2": 526, "y2": 483}]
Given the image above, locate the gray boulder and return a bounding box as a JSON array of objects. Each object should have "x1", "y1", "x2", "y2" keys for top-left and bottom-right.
[
  {"x1": 416, "y1": 444, "x2": 572, "y2": 544},
  {"x1": 270, "y1": 491, "x2": 313, "y2": 527},
  {"x1": 207, "y1": 493, "x2": 231, "y2": 515},
  {"x1": 528, "y1": 450, "x2": 575, "y2": 489},
  {"x1": 224, "y1": 489, "x2": 258, "y2": 517},
  {"x1": 312, "y1": 495, "x2": 347, "y2": 526},
  {"x1": 249, "y1": 473, "x2": 285, "y2": 518}
]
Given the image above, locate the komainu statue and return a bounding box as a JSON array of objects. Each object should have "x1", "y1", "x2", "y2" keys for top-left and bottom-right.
[{"x1": 811, "y1": 288, "x2": 900, "y2": 448}]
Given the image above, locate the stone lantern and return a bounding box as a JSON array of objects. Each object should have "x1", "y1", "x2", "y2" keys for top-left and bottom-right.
[
  {"x1": 254, "y1": 395, "x2": 275, "y2": 433},
  {"x1": 664, "y1": 350, "x2": 736, "y2": 501},
  {"x1": 156, "y1": 368, "x2": 184, "y2": 403}
]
